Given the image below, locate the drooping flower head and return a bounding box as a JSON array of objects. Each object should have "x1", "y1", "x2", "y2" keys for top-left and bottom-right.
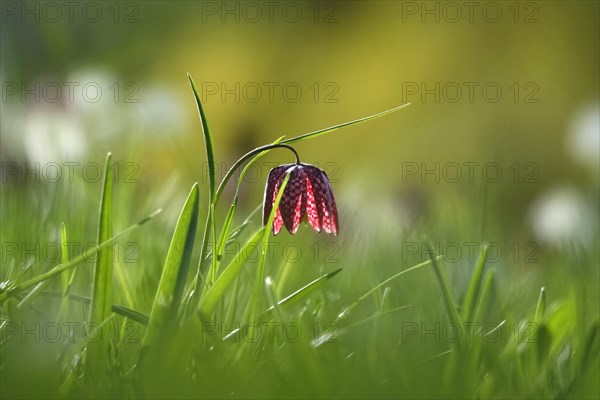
[{"x1": 263, "y1": 163, "x2": 339, "y2": 235}]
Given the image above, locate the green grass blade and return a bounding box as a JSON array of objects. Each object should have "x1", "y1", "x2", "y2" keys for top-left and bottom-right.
[
  {"x1": 225, "y1": 203, "x2": 262, "y2": 243},
  {"x1": 426, "y1": 240, "x2": 468, "y2": 391},
  {"x1": 197, "y1": 203, "x2": 261, "y2": 284},
  {"x1": 208, "y1": 204, "x2": 219, "y2": 285},
  {"x1": 534, "y1": 286, "x2": 546, "y2": 322},
  {"x1": 473, "y1": 269, "x2": 495, "y2": 322},
  {"x1": 233, "y1": 136, "x2": 285, "y2": 201},
  {"x1": 16, "y1": 267, "x2": 60, "y2": 310},
  {"x1": 143, "y1": 183, "x2": 199, "y2": 348},
  {"x1": 65, "y1": 313, "x2": 118, "y2": 391},
  {"x1": 281, "y1": 103, "x2": 411, "y2": 144},
  {"x1": 264, "y1": 276, "x2": 284, "y2": 323},
  {"x1": 17, "y1": 244, "x2": 69, "y2": 314},
  {"x1": 5, "y1": 260, "x2": 16, "y2": 283},
  {"x1": 337, "y1": 256, "x2": 441, "y2": 320},
  {"x1": 188, "y1": 74, "x2": 215, "y2": 199},
  {"x1": 245, "y1": 173, "x2": 291, "y2": 326},
  {"x1": 558, "y1": 319, "x2": 600, "y2": 399},
  {"x1": 0, "y1": 210, "x2": 161, "y2": 303},
  {"x1": 35, "y1": 291, "x2": 150, "y2": 325},
  {"x1": 93, "y1": 299, "x2": 149, "y2": 325},
  {"x1": 16, "y1": 223, "x2": 73, "y2": 311},
  {"x1": 192, "y1": 209, "x2": 213, "y2": 300},
  {"x1": 208, "y1": 138, "x2": 286, "y2": 287},
  {"x1": 346, "y1": 305, "x2": 413, "y2": 330},
  {"x1": 379, "y1": 286, "x2": 391, "y2": 312},
  {"x1": 461, "y1": 244, "x2": 488, "y2": 322},
  {"x1": 426, "y1": 240, "x2": 465, "y2": 338},
  {"x1": 415, "y1": 350, "x2": 454, "y2": 367},
  {"x1": 113, "y1": 258, "x2": 135, "y2": 309},
  {"x1": 468, "y1": 269, "x2": 498, "y2": 370},
  {"x1": 188, "y1": 73, "x2": 216, "y2": 307},
  {"x1": 198, "y1": 227, "x2": 264, "y2": 318},
  {"x1": 86, "y1": 152, "x2": 114, "y2": 386},
  {"x1": 205, "y1": 202, "x2": 235, "y2": 289},
  {"x1": 217, "y1": 137, "x2": 284, "y2": 250},
  {"x1": 261, "y1": 268, "x2": 342, "y2": 318},
  {"x1": 215, "y1": 204, "x2": 236, "y2": 263},
  {"x1": 579, "y1": 319, "x2": 600, "y2": 372},
  {"x1": 213, "y1": 136, "x2": 285, "y2": 204},
  {"x1": 58, "y1": 222, "x2": 70, "y2": 320},
  {"x1": 65, "y1": 254, "x2": 79, "y2": 297},
  {"x1": 224, "y1": 276, "x2": 240, "y2": 326},
  {"x1": 60, "y1": 222, "x2": 69, "y2": 295},
  {"x1": 274, "y1": 259, "x2": 293, "y2": 298}
]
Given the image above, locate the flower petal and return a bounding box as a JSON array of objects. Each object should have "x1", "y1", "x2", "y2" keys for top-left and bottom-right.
[
  {"x1": 263, "y1": 162, "x2": 339, "y2": 236},
  {"x1": 322, "y1": 170, "x2": 339, "y2": 235},
  {"x1": 273, "y1": 208, "x2": 284, "y2": 235},
  {"x1": 305, "y1": 172, "x2": 321, "y2": 233},
  {"x1": 304, "y1": 165, "x2": 338, "y2": 235},
  {"x1": 304, "y1": 165, "x2": 331, "y2": 233},
  {"x1": 319, "y1": 171, "x2": 335, "y2": 234},
  {"x1": 279, "y1": 166, "x2": 307, "y2": 235},
  {"x1": 263, "y1": 164, "x2": 290, "y2": 227}
]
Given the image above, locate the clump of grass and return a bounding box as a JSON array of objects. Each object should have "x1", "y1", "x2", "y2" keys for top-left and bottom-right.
[{"x1": 1, "y1": 75, "x2": 598, "y2": 399}]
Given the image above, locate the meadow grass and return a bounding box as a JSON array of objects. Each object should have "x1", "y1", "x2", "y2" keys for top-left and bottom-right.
[{"x1": 0, "y1": 76, "x2": 598, "y2": 399}]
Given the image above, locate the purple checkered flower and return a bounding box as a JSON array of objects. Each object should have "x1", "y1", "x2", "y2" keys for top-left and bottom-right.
[{"x1": 263, "y1": 163, "x2": 339, "y2": 236}]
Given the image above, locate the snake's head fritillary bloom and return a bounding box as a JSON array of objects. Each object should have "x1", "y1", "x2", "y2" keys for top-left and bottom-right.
[{"x1": 263, "y1": 163, "x2": 339, "y2": 236}]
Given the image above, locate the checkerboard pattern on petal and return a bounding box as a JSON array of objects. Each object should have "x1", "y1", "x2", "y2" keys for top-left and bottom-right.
[{"x1": 263, "y1": 163, "x2": 339, "y2": 236}]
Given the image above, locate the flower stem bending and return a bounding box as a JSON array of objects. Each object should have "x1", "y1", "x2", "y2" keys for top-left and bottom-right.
[{"x1": 214, "y1": 143, "x2": 300, "y2": 204}]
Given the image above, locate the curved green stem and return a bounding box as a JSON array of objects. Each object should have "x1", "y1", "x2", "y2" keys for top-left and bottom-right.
[
  {"x1": 188, "y1": 142, "x2": 299, "y2": 309},
  {"x1": 214, "y1": 143, "x2": 300, "y2": 204}
]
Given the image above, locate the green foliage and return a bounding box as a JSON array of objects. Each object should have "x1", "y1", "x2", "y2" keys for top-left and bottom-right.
[
  {"x1": 143, "y1": 183, "x2": 199, "y2": 350},
  {"x1": 85, "y1": 153, "x2": 115, "y2": 389},
  {"x1": 0, "y1": 77, "x2": 597, "y2": 400}
]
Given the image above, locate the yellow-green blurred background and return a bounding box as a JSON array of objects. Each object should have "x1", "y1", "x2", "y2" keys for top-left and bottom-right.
[
  {"x1": 3, "y1": 1, "x2": 598, "y2": 244},
  {"x1": 1, "y1": 2, "x2": 599, "y2": 398}
]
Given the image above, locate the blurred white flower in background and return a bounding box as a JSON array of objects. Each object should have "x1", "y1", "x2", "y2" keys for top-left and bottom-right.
[
  {"x1": 67, "y1": 68, "x2": 125, "y2": 139},
  {"x1": 529, "y1": 102, "x2": 599, "y2": 249},
  {"x1": 529, "y1": 186, "x2": 597, "y2": 249},
  {"x1": 13, "y1": 69, "x2": 122, "y2": 165},
  {"x1": 567, "y1": 101, "x2": 599, "y2": 174},
  {"x1": 67, "y1": 69, "x2": 187, "y2": 137},
  {"x1": 23, "y1": 103, "x2": 87, "y2": 165},
  {"x1": 136, "y1": 86, "x2": 186, "y2": 136},
  {"x1": 6, "y1": 68, "x2": 187, "y2": 167},
  {"x1": 340, "y1": 178, "x2": 422, "y2": 253}
]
